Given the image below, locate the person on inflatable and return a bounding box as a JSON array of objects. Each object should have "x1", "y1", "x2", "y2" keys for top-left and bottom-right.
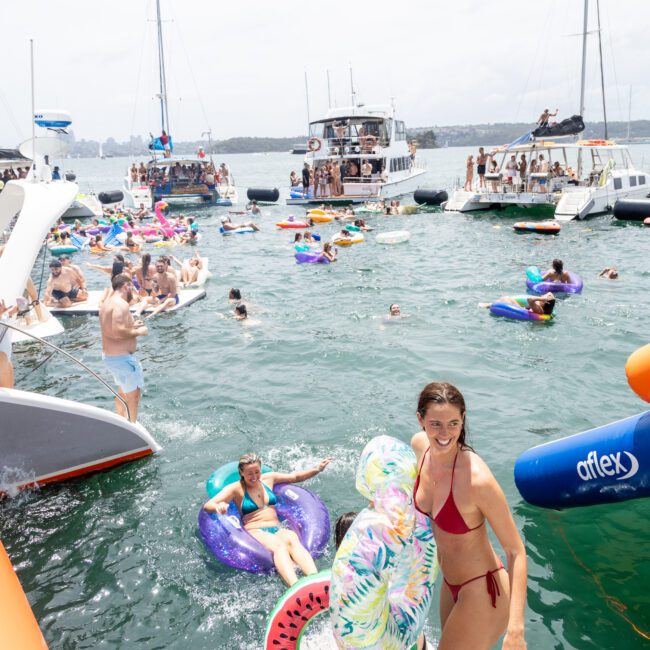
[
  {"x1": 412, "y1": 382, "x2": 527, "y2": 649},
  {"x1": 542, "y1": 258, "x2": 570, "y2": 283},
  {"x1": 599, "y1": 266, "x2": 619, "y2": 279},
  {"x1": 321, "y1": 242, "x2": 337, "y2": 262},
  {"x1": 481, "y1": 293, "x2": 555, "y2": 317},
  {"x1": 220, "y1": 215, "x2": 260, "y2": 232},
  {"x1": 203, "y1": 453, "x2": 331, "y2": 586}
]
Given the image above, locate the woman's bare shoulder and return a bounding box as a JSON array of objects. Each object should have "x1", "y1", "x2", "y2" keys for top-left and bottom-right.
[
  {"x1": 411, "y1": 431, "x2": 428, "y2": 455},
  {"x1": 463, "y1": 449, "x2": 495, "y2": 486}
]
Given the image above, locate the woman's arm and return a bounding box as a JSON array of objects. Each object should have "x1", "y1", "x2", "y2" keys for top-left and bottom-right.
[
  {"x1": 86, "y1": 262, "x2": 111, "y2": 274},
  {"x1": 203, "y1": 483, "x2": 239, "y2": 514},
  {"x1": 267, "y1": 458, "x2": 332, "y2": 486},
  {"x1": 475, "y1": 468, "x2": 527, "y2": 650}
]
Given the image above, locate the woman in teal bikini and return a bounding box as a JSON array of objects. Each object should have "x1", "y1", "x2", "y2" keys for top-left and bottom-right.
[{"x1": 203, "y1": 452, "x2": 332, "y2": 585}]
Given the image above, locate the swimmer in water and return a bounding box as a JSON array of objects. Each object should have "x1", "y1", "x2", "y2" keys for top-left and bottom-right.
[
  {"x1": 203, "y1": 453, "x2": 332, "y2": 586},
  {"x1": 229, "y1": 288, "x2": 242, "y2": 302},
  {"x1": 599, "y1": 267, "x2": 619, "y2": 279},
  {"x1": 542, "y1": 259, "x2": 571, "y2": 284},
  {"x1": 234, "y1": 304, "x2": 248, "y2": 320},
  {"x1": 389, "y1": 303, "x2": 401, "y2": 317}
]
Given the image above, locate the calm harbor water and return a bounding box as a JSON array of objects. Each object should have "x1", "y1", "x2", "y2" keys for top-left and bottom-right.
[{"x1": 2, "y1": 146, "x2": 650, "y2": 649}]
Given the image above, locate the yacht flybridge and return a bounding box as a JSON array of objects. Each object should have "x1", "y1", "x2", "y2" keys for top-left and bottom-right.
[
  {"x1": 287, "y1": 104, "x2": 425, "y2": 205},
  {"x1": 444, "y1": 140, "x2": 649, "y2": 220}
]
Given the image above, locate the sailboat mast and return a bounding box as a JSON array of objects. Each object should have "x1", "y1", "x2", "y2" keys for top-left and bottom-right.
[
  {"x1": 578, "y1": 0, "x2": 589, "y2": 178},
  {"x1": 304, "y1": 71, "x2": 311, "y2": 133},
  {"x1": 30, "y1": 39, "x2": 36, "y2": 180},
  {"x1": 156, "y1": 0, "x2": 169, "y2": 135},
  {"x1": 326, "y1": 70, "x2": 332, "y2": 109},
  {"x1": 596, "y1": 0, "x2": 608, "y2": 139},
  {"x1": 627, "y1": 86, "x2": 632, "y2": 140}
]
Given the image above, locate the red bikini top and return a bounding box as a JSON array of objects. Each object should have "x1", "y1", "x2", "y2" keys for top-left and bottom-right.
[{"x1": 413, "y1": 448, "x2": 484, "y2": 535}]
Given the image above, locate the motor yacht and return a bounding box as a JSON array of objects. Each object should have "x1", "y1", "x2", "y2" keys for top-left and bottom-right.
[{"x1": 287, "y1": 104, "x2": 425, "y2": 206}]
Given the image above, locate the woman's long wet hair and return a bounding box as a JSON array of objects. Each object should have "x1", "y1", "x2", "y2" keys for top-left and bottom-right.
[
  {"x1": 141, "y1": 253, "x2": 151, "y2": 280},
  {"x1": 552, "y1": 259, "x2": 563, "y2": 274},
  {"x1": 238, "y1": 453, "x2": 261, "y2": 483},
  {"x1": 335, "y1": 512, "x2": 359, "y2": 549},
  {"x1": 417, "y1": 382, "x2": 474, "y2": 451}
]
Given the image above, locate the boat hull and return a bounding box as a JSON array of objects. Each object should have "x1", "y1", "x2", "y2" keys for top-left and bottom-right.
[{"x1": 0, "y1": 388, "x2": 161, "y2": 492}]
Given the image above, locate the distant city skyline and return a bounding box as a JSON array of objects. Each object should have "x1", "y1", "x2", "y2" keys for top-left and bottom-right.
[{"x1": 1, "y1": 0, "x2": 648, "y2": 147}]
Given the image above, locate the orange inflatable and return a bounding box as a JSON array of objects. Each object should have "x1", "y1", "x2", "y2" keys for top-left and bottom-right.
[
  {"x1": 625, "y1": 343, "x2": 650, "y2": 402},
  {"x1": 0, "y1": 542, "x2": 47, "y2": 649}
]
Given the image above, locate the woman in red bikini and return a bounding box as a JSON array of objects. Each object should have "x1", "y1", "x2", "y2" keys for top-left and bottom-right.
[{"x1": 412, "y1": 382, "x2": 527, "y2": 649}]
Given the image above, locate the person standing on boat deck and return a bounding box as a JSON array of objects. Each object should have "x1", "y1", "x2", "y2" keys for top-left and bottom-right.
[
  {"x1": 52, "y1": 166, "x2": 61, "y2": 181},
  {"x1": 332, "y1": 161, "x2": 342, "y2": 196},
  {"x1": 159, "y1": 130, "x2": 171, "y2": 158},
  {"x1": 99, "y1": 274, "x2": 148, "y2": 422},
  {"x1": 538, "y1": 155, "x2": 549, "y2": 193},
  {"x1": 301, "y1": 162, "x2": 311, "y2": 195},
  {"x1": 518, "y1": 155, "x2": 527, "y2": 191},
  {"x1": 464, "y1": 155, "x2": 474, "y2": 191},
  {"x1": 412, "y1": 382, "x2": 528, "y2": 650},
  {"x1": 505, "y1": 155, "x2": 518, "y2": 187},
  {"x1": 489, "y1": 159, "x2": 500, "y2": 191},
  {"x1": 536, "y1": 108, "x2": 558, "y2": 128},
  {"x1": 527, "y1": 158, "x2": 538, "y2": 192},
  {"x1": 219, "y1": 163, "x2": 231, "y2": 186},
  {"x1": 361, "y1": 160, "x2": 372, "y2": 182},
  {"x1": 477, "y1": 148, "x2": 489, "y2": 189}
]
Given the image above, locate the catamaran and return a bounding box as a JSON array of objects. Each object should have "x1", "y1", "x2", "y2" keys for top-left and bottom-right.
[
  {"x1": 444, "y1": 0, "x2": 649, "y2": 221},
  {"x1": 287, "y1": 103, "x2": 426, "y2": 206},
  {"x1": 122, "y1": 0, "x2": 236, "y2": 209}
]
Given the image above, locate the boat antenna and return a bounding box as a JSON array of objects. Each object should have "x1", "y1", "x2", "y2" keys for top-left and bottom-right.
[
  {"x1": 30, "y1": 39, "x2": 36, "y2": 182},
  {"x1": 627, "y1": 86, "x2": 632, "y2": 140},
  {"x1": 304, "y1": 70, "x2": 311, "y2": 133},
  {"x1": 202, "y1": 129, "x2": 214, "y2": 165},
  {"x1": 349, "y1": 65, "x2": 356, "y2": 110},
  {"x1": 326, "y1": 69, "x2": 332, "y2": 109},
  {"x1": 577, "y1": 0, "x2": 589, "y2": 178},
  {"x1": 595, "y1": 0, "x2": 608, "y2": 139},
  {"x1": 155, "y1": 0, "x2": 170, "y2": 137}
]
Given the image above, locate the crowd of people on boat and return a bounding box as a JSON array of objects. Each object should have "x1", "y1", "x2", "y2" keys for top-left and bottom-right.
[
  {"x1": 130, "y1": 160, "x2": 232, "y2": 191},
  {"x1": 465, "y1": 148, "x2": 576, "y2": 193}
]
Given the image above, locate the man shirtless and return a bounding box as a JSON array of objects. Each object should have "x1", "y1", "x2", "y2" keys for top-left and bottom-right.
[
  {"x1": 537, "y1": 108, "x2": 559, "y2": 128},
  {"x1": 147, "y1": 257, "x2": 179, "y2": 318},
  {"x1": 477, "y1": 147, "x2": 489, "y2": 188},
  {"x1": 59, "y1": 255, "x2": 87, "y2": 292},
  {"x1": 44, "y1": 259, "x2": 88, "y2": 308},
  {"x1": 220, "y1": 216, "x2": 259, "y2": 232},
  {"x1": 99, "y1": 274, "x2": 148, "y2": 422}
]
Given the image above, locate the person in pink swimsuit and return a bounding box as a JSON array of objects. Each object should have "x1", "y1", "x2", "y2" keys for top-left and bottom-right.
[{"x1": 412, "y1": 382, "x2": 527, "y2": 649}]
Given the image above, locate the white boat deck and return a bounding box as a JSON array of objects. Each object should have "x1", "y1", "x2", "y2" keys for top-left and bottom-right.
[{"x1": 49, "y1": 289, "x2": 206, "y2": 316}]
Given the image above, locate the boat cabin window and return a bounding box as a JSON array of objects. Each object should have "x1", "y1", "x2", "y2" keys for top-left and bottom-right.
[
  {"x1": 613, "y1": 177, "x2": 623, "y2": 190},
  {"x1": 312, "y1": 118, "x2": 389, "y2": 145},
  {"x1": 639, "y1": 175, "x2": 646, "y2": 185},
  {"x1": 629, "y1": 176, "x2": 637, "y2": 187},
  {"x1": 389, "y1": 156, "x2": 411, "y2": 172},
  {"x1": 394, "y1": 121, "x2": 406, "y2": 142}
]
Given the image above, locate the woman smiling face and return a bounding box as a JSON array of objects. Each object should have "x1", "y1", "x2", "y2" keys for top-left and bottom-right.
[
  {"x1": 417, "y1": 402, "x2": 464, "y2": 454},
  {"x1": 240, "y1": 461, "x2": 262, "y2": 488}
]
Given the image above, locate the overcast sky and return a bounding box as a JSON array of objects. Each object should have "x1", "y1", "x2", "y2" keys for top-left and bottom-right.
[{"x1": 1, "y1": 0, "x2": 648, "y2": 146}]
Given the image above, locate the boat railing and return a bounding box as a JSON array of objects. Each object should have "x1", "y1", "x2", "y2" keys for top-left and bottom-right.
[
  {"x1": 323, "y1": 137, "x2": 387, "y2": 156},
  {"x1": 3, "y1": 321, "x2": 132, "y2": 421}
]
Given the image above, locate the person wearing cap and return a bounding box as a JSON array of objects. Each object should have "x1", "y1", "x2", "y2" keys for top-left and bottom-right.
[
  {"x1": 43, "y1": 259, "x2": 88, "y2": 308},
  {"x1": 220, "y1": 215, "x2": 259, "y2": 232}
]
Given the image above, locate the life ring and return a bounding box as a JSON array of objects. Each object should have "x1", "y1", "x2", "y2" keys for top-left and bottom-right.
[
  {"x1": 330, "y1": 436, "x2": 438, "y2": 649},
  {"x1": 308, "y1": 137, "x2": 322, "y2": 152},
  {"x1": 264, "y1": 570, "x2": 331, "y2": 649}
]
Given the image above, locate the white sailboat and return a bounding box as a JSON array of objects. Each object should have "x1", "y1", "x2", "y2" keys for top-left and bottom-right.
[
  {"x1": 122, "y1": 0, "x2": 236, "y2": 209},
  {"x1": 444, "y1": 0, "x2": 648, "y2": 220}
]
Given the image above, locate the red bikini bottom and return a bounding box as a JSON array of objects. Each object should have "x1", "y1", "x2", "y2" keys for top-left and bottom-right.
[{"x1": 444, "y1": 563, "x2": 505, "y2": 608}]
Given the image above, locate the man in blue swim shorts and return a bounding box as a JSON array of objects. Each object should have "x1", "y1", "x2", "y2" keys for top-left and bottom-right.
[{"x1": 99, "y1": 274, "x2": 148, "y2": 422}]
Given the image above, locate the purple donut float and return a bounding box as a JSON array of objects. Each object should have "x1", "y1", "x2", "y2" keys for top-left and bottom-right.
[
  {"x1": 198, "y1": 469, "x2": 330, "y2": 574},
  {"x1": 295, "y1": 251, "x2": 330, "y2": 264}
]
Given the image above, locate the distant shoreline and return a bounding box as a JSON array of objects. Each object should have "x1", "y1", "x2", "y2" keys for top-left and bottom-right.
[{"x1": 38, "y1": 119, "x2": 650, "y2": 157}]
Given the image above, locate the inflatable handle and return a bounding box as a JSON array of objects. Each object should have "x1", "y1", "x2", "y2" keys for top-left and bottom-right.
[
  {"x1": 626, "y1": 343, "x2": 650, "y2": 402},
  {"x1": 525, "y1": 266, "x2": 544, "y2": 284}
]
